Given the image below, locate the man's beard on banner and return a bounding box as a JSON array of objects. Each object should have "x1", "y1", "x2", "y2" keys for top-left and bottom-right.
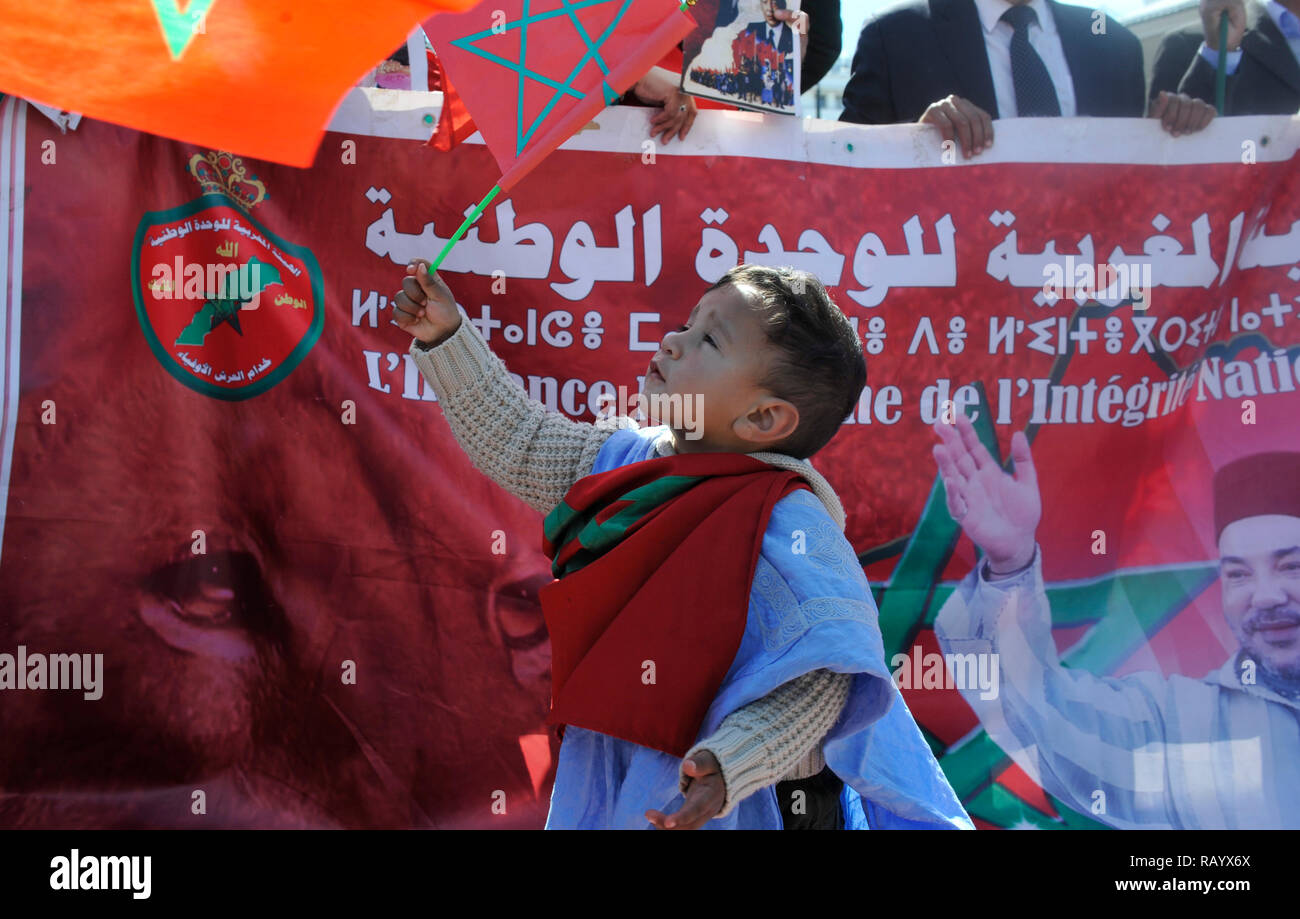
[{"x1": 1238, "y1": 607, "x2": 1300, "y2": 690}]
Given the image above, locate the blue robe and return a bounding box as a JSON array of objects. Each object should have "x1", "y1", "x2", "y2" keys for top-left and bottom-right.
[{"x1": 545, "y1": 425, "x2": 973, "y2": 829}]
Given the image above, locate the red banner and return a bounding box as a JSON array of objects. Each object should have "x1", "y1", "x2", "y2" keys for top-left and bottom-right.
[{"x1": 2, "y1": 94, "x2": 1299, "y2": 828}]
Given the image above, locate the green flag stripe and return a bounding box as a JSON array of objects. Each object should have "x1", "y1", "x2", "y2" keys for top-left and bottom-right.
[
  {"x1": 877, "y1": 386, "x2": 999, "y2": 658},
  {"x1": 963, "y1": 782, "x2": 1107, "y2": 829},
  {"x1": 546, "y1": 474, "x2": 705, "y2": 578}
]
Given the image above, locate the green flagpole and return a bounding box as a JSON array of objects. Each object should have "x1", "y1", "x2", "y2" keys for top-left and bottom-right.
[
  {"x1": 430, "y1": 183, "x2": 502, "y2": 270},
  {"x1": 1215, "y1": 11, "x2": 1229, "y2": 115}
]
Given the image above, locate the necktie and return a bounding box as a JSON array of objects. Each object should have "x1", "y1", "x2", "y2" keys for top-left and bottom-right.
[
  {"x1": 767, "y1": 26, "x2": 775, "y2": 46},
  {"x1": 1000, "y1": 5, "x2": 1060, "y2": 116}
]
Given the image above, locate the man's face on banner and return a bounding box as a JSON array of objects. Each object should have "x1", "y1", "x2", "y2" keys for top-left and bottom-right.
[
  {"x1": 0, "y1": 335, "x2": 552, "y2": 828},
  {"x1": 1219, "y1": 514, "x2": 1300, "y2": 682}
]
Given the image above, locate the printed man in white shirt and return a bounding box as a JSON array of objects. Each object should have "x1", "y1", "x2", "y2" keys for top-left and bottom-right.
[{"x1": 930, "y1": 413, "x2": 1300, "y2": 828}]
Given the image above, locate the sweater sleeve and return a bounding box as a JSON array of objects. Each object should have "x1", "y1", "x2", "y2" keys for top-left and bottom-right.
[
  {"x1": 682, "y1": 668, "x2": 853, "y2": 818},
  {"x1": 407, "y1": 319, "x2": 636, "y2": 516}
]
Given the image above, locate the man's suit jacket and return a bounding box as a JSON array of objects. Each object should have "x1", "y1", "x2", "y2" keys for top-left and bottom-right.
[
  {"x1": 745, "y1": 20, "x2": 795, "y2": 54},
  {"x1": 1150, "y1": 4, "x2": 1300, "y2": 115},
  {"x1": 839, "y1": 0, "x2": 1146, "y2": 123}
]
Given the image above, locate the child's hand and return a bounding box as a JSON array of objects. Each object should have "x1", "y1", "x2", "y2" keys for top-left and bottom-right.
[
  {"x1": 645, "y1": 750, "x2": 725, "y2": 829},
  {"x1": 391, "y1": 258, "x2": 462, "y2": 346}
]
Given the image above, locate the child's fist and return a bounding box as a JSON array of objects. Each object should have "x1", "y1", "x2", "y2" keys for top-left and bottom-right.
[
  {"x1": 392, "y1": 258, "x2": 461, "y2": 346},
  {"x1": 645, "y1": 750, "x2": 725, "y2": 829}
]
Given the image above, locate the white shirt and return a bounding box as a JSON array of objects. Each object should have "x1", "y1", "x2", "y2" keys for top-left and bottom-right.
[
  {"x1": 972, "y1": 0, "x2": 1078, "y2": 117},
  {"x1": 934, "y1": 547, "x2": 1300, "y2": 828}
]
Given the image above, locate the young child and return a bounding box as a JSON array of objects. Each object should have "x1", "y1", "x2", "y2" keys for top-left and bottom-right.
[{"x1": 392, "y1": 259, "x2": 970, "y2": 830}]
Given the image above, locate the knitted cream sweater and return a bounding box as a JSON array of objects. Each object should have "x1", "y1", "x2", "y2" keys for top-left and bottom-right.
[{"x1": 408, "y1": 317, "x2": 853, "y2": 817}]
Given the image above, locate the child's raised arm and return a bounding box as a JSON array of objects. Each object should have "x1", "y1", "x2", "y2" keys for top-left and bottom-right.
[{"x1": 393, "y1": 259, "x2": 633, "y2": 516}]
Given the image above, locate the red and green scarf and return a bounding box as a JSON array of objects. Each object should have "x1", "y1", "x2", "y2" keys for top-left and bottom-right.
[{"x1": 540, "y1": 451, "x2": 812, "y2": 757}]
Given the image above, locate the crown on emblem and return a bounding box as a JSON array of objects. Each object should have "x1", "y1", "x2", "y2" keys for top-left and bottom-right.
[{"x1": 187, "y1": 151, "x2": 269, "y2": 211}]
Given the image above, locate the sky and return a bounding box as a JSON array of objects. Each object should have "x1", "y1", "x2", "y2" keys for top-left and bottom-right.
[{"x1": 835, "y1": 0, "x2": 1189, "y2": 57}]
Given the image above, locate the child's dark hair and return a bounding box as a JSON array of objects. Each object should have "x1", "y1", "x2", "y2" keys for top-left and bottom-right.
[{"x1": 706, "y1": 264, "x2": 866, "y2": 459}]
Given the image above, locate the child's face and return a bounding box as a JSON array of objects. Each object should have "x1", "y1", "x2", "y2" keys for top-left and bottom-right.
[{"x1": 642, "y1": 283, "x2": 799, "y2": 454}]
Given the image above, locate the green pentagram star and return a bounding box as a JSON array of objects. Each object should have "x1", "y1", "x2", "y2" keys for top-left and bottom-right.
[
  {"x1": 151, "y1": 0, "x2": 218, "y2": 60},
  {"x1": 174, "y1": 258, "x2": 280, "y2": 346},
  {"x1": 449, "y1": 0, "x2": 632, "y2": 157},
  {"x1": 207, "y1": 296, "x2": 244, "y2": 336}
]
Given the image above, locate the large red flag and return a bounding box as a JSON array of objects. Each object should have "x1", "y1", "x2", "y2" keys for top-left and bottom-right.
[
  {"x1": 0, "y1": 0, "x2": 482, "y2": 167},
  {"x1": 423, "y1": 0, "x2": 696, "y2": 192}
]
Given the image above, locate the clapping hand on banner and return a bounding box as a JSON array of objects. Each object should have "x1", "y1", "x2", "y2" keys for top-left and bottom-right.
[{"x1": 931, "y1": 414, "x2": 1042, "y2": 576}]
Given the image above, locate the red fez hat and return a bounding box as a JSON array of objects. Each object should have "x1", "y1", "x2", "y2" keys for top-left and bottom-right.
[{"x1": 1214, "y1": 451, "x2": 1300, "y2": 541}]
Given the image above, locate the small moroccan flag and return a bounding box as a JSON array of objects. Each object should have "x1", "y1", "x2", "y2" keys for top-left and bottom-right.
[
  {"x1": 423, "y1": 0, "x2": 696, "y2": 192},
  {"x1": 0, "y1": 0, "x2": 483, "y2": 167}
]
